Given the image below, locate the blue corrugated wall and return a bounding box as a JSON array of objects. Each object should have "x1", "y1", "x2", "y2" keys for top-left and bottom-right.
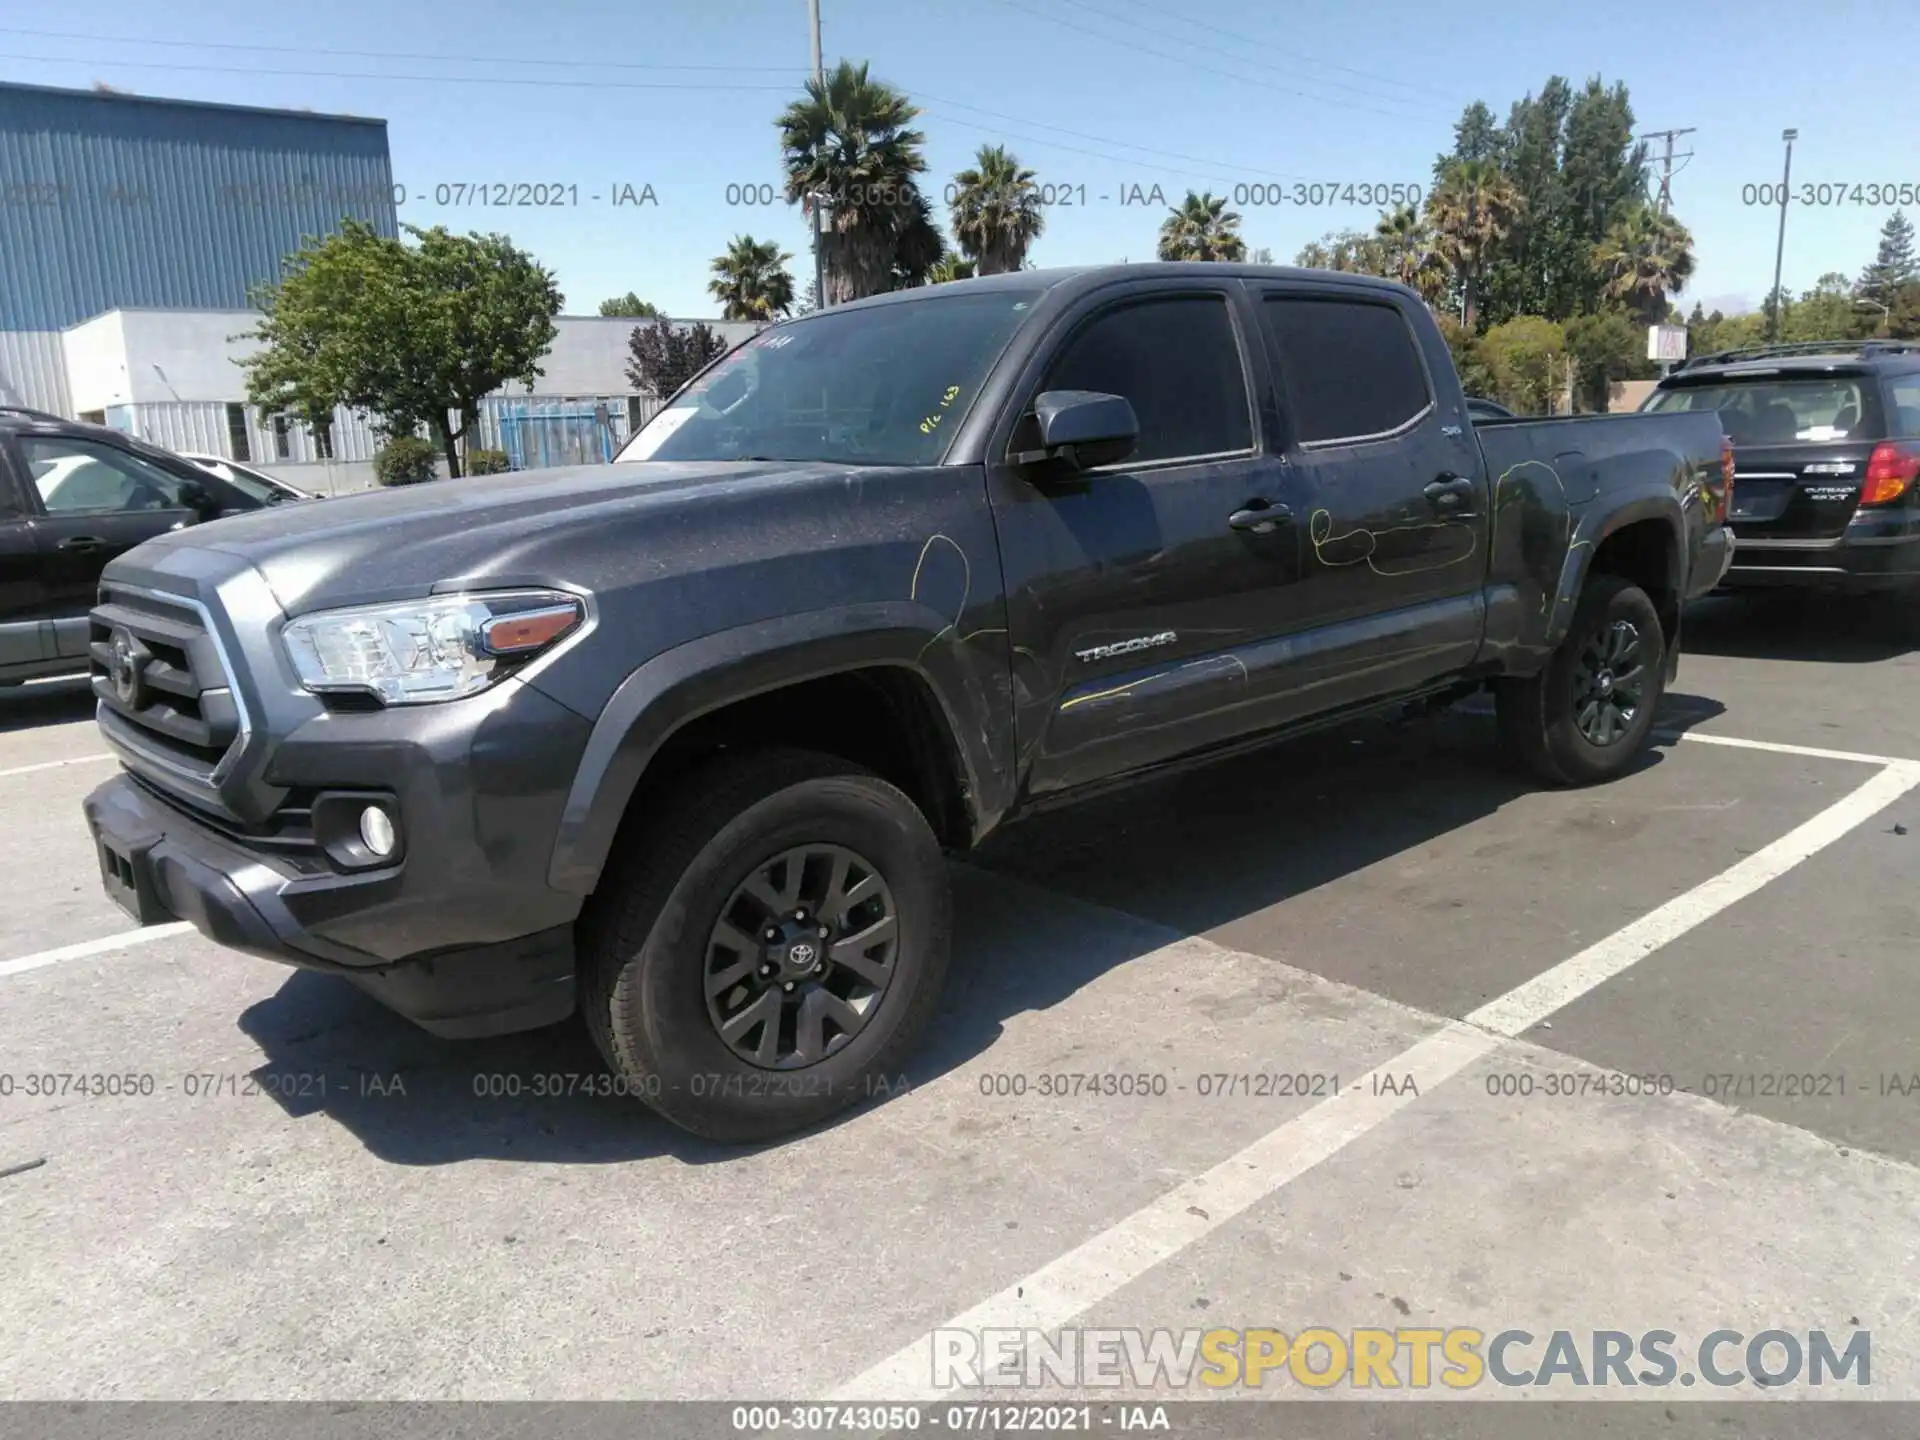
[{"x1": 0, "y1": 81, "x2": 397, "y2": 329}]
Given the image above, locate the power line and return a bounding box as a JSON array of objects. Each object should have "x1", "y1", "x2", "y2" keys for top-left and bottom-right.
[
  {"x1": 980, "y1": 0, "x2": 1448, "y2": 124},
  {"x1": 0, "y1": 51, "x2": 804, "y2": 92},
  {"x1": 0, "y1": 26, "x2": 801, "y2": 73},
  {"x1": 1640, "y1": 126, "x2": 1697, "y2": 214},
  {"x1": 1033, "y1": 0, "x2": 1458, "y2": 116},
  {"x1": 913, "y1": 91, "x2": 1318, "y2": 182},
  {"x1": 1084, "y1": 0, "x2": 1466, "y2": 103}
]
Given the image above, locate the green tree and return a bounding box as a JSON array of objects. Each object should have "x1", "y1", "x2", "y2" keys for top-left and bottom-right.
[
  {"x1": 625, "y1": 317, "x2": 727, "y2": 400},
  {"x1": 1375, "y1": 203, "x2": 1447, "y2": 300},
  {"x1": 1157, "y1": 191, "x2": 1246, "y2": 262},
  {"x1": 1564, "y1": 310, "x2": 1648, "y2": 412},
  {"x1": 708, "y1": 235, "x2": 795, "y2": 320},
  {"x1": 598, "y1": 293, "x2": 662, "y2": 318},
  {"x1": 1426, "y1": 158, "x2": 1523, "y2": 330},
  {"x1": 1433, "y1": 311, "x2": 1495, "y2": 398},
  {"x1": 243, "y1": 220, "x2": 560, "y2": 478},
  {"x1": 778, "y1": 59, "x2": 931, "y2": 304},
  {"x1": 886, "y1": 185, "x2": 947, "y2": 290},
  {"x1": 925, "y1": 252, "x2": 978, "y2": 284},
  {"x1": 1592, "y1": 203, "x2": 1696, "y2": 325},
  {"x1": 948, "y1": 144, "x2": 1045, "y2": 275},
  {"x1": 1479, "y1": 315, "x2": 1569, "y2": 413},
  {"x1": 1294, "y1": 228, "x2": 1388, "y2": 275},
  {"x1": 1432, "y1": 99, "x2": 1506, "y2": 187},
  {"x1": 1858, "y1": 210, "x2": 1919, "y2": 308}
]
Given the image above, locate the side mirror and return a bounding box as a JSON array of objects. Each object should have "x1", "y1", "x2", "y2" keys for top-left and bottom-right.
[
  {"x1": 176, "y1": 480, "x2": 218, "y2": 517},
  {"x1": 1022, "y1": 390, "x2": 1139, "y2": 471}
]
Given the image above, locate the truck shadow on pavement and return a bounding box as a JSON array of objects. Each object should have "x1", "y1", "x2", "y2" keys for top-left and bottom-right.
[
  {"x1": 234, "y1": 692, "x2": 1726, "y2": 1166},
  {"x1": 1683, "y1": 592, "x2": 1919, "y2": 663}
]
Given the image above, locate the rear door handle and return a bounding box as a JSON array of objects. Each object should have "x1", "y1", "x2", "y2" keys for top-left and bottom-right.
[
  {"x1": 1229, "y1": 500, "x2": 1293, "y2": 534},
  {"x1": 56, "y1": 535, "x2": 104, "y2": 552},
  {"x1": 1424, "y1": 475, "x2": 1478, "y2": 509}
]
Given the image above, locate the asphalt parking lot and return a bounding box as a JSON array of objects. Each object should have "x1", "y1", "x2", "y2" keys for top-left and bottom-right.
[{"x1": 4, "y1": 592, "x2": 1920, "y2": 1426}]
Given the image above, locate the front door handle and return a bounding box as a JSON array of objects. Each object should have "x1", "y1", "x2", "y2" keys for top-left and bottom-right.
[
  {"x1": 1423, "y1": 475, "x2": 1478, "y2": 509},
  {"x1": 56, "y1": 535, "x2": 104, "y2": 552},
  {"x1": 1229, "y1": 500, "x2": 1293, "y2": 534}
]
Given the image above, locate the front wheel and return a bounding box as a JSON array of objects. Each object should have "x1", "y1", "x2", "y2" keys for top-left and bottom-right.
[
  {"x1": 1495, "y1": 573, "x2": 1668, "y2": 785},
  {"x1": 578, "y1": 748, "x2": 951, "y2": 1142}
]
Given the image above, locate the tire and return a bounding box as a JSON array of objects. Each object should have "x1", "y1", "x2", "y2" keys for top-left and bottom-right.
[
  {"x1": 1495, "y1": 573, "x2": 1667, "y2": 786},
  {"x1": 577, "y1": 747, "x2": 951, "y2": 1142}
]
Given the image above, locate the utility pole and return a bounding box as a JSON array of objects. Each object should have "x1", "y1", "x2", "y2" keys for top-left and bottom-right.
[
  {"x1": 807, "y1": 0, "x2": 827, "y2": 311},
  {"x1": 1768, "y1": 128, "x2": 1797, "y2": 342},
  {"x1": 1640, "y1": 127, "x2": 1696, "y2": 214}
]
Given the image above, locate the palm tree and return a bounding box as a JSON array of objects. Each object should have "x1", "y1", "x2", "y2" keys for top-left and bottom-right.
[
  {"x1": 1425, "y1": 158, "x2": 1523, "y2": 329},
  {"x1": 926, "y1": 252, "x2": 977, "y2": 284},
  {"x1": 886, "y1": 185, "x2": 947, "y2": 290},
  {"x1": 778, "y1": 59, "x2": 929, "y2": 304},
  {"x1": 707, "y1": 235, "x2": 796, "y2": 321},
  {"x1": 1593, "y1": 203, "x2": 1697, "y2": 326},
  {"x1": 1156, "y1": 191, "x2": 1246, "y2": 262},
  {"x1": 948, "y1": 145, "x2": 1045, "y2": 275},
  {"x1": 1374, "y1": 203, "x2": 1448, "y2": 303}
]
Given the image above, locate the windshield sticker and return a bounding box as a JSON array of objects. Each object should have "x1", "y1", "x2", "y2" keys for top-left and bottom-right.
[{"x1": 919, "y1": 385, "x2": 964, "y2": 437}]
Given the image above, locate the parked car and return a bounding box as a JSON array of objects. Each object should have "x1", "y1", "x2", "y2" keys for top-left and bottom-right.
[
  {"x1": 0, "y1": 407, "x2": 269, "y2": 686},
  {"x1": 179, "y1": 453, "x2": 315, "y2": 505},
  {"x1": 1466, "y1": 396, "x2": 1518, "y2": 421},
  {"x1": 81, "y1": 265, "x2": 1732, "y2": 1140},
  {"x1": 1641, "y1": 339, "x2": 1920, "y2": 592}
]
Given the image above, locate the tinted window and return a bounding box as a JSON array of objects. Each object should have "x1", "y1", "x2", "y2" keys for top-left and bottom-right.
[
  {"x1": 617, "y1": 290, "x2": 1040, "y2": 468},
  {"x1": 1037, "y1": 296, "x2": 1253, "y2": 463},
  {"x1": 1645, "y1": 377, "x2": 1869, "y2": 445},
  {"x1": 1890, "y1": 378, "x2": 1920, "y2": 438},
  {"x1": 1264, "y1": 297, "x2": 1432, "y2": 444},
  {"x1": 20, "y1": 436, "x2": 195, "y2": 516}
]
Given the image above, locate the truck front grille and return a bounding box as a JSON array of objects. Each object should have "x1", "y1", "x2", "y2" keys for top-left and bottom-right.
[{"x1": 90, "y1": 583, "x2": 246, "y2": 783}]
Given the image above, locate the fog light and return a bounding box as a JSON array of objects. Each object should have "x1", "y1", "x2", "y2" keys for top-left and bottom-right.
[{"x1": 359, "y1": 805, "x2": 397, "y2": 858}]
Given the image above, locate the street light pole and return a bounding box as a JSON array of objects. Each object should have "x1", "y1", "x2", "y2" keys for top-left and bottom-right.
[
  {"x1": 807, "y1": 0, "x2": 827, "y2": 310},
  {"x1": 1768, "y1": 128, "x2": 1797, "y2": 342}
]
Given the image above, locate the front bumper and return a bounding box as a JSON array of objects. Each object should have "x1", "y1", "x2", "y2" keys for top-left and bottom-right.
[{"x1": 84, "y1": 771, "x2": 578, "y2": 1038}]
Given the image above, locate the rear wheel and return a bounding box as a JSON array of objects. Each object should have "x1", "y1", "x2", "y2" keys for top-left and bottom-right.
[
  {"x1": 1496, "y1": 573, "x2": 1667, "y2": 785},
  {"x1": 579, "y1": 748, "x2": 951, "y2": 1142}
]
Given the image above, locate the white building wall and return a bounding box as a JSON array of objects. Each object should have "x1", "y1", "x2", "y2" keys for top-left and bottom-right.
[{"x1": 22, "y1": 306, "x2": 763, "y2": 486}]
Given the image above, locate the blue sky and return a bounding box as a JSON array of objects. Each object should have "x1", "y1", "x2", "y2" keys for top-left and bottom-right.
[{"x1": 4, "y1": 0, "x2": 1915, "y2": 318}]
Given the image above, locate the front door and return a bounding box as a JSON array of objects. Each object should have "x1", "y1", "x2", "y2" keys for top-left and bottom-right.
[
  {"x1": 8, "y1": 433, "x2": 206, "y2": 660},
  {"x1": 0, "y1": 457, "x2": 47, "y2": 673},
  {"x1": 985, "y1": 282, "x2": 1308, "y2": 796}
]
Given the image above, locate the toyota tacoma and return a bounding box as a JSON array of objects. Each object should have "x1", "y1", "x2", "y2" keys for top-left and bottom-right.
[{"x1": 82, "y1": 265, "x2": 1734, "y2": 1140}]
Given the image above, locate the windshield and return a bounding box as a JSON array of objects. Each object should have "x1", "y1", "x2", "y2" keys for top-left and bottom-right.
[
  {"x1": 614, "y1": 289, "x2": 1041, "y2": 467},
  {"x1": 1645, "y1": 377, "x2": 1869, "y2": 445}
]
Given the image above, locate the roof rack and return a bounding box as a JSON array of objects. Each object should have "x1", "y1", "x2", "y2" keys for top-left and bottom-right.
[{"x1": 1674, "y1": 339, "x2": 1920, "y2": 372}]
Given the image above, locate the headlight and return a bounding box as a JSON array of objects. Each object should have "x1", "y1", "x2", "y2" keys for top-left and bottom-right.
[{"x1": 281, "y1": 589, "x2": 586, "y2": 705}]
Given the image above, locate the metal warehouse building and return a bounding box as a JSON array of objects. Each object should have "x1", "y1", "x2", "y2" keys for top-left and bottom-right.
[
  {"x1": 0, "y1": 80, "x2": 397, "y2": 417},
  {"x1": 1, "y1": 80, "x2": 757, "y2": 490}
]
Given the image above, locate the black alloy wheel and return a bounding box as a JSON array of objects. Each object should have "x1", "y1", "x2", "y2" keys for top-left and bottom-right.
[{"x1": 704, "y1": 844, "x2": 900, "y2": 1069}]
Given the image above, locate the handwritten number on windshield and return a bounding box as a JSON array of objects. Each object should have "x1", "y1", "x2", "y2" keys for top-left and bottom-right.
[{"x1": 919, "y1": 385, "x2": 964, "y2": 436}]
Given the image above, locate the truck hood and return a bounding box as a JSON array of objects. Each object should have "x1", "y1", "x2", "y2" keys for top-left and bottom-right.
[{"x1": 144, "y1": 459, "x2": 866, "y2": 613}]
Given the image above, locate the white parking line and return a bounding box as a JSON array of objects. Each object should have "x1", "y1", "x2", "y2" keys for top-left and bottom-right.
[
  {"x1": 830, "y1": 758, "x2": 1920, "y2": 1401},
  {"x1": 0, "y1": 754, "x2": 115, "y2": 780},
  {"x1": 1673, "y1": 730, "x2": 1912, "y2": 768},
  {"x1": 0, "y1": 923, "x2": 193, "y2": 979}
]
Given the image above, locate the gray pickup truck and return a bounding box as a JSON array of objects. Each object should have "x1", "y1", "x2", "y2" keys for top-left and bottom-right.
[{"x1": 82, "y1": 265, "x2": 1733, "y2": 1140}]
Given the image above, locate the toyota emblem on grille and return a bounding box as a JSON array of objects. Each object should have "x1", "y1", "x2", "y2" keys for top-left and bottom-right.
[{"x1": 107, "y1": 627, "x2": 147, "y2": 708}]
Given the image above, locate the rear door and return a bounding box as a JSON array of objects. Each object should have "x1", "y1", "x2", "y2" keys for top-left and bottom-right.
[
  {"x1": 1646, "y1": 372, "x2": 1883, "y2": 539},
  {"x1": 0, "y1": 445, "x2": 48, "y2": 673},
  {"x1": 1254, "y1": 286, "x2": 1490, "y2": 697},
  {"x1": 7, "y1": 432, "x2": 208, "y2": 662}
]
